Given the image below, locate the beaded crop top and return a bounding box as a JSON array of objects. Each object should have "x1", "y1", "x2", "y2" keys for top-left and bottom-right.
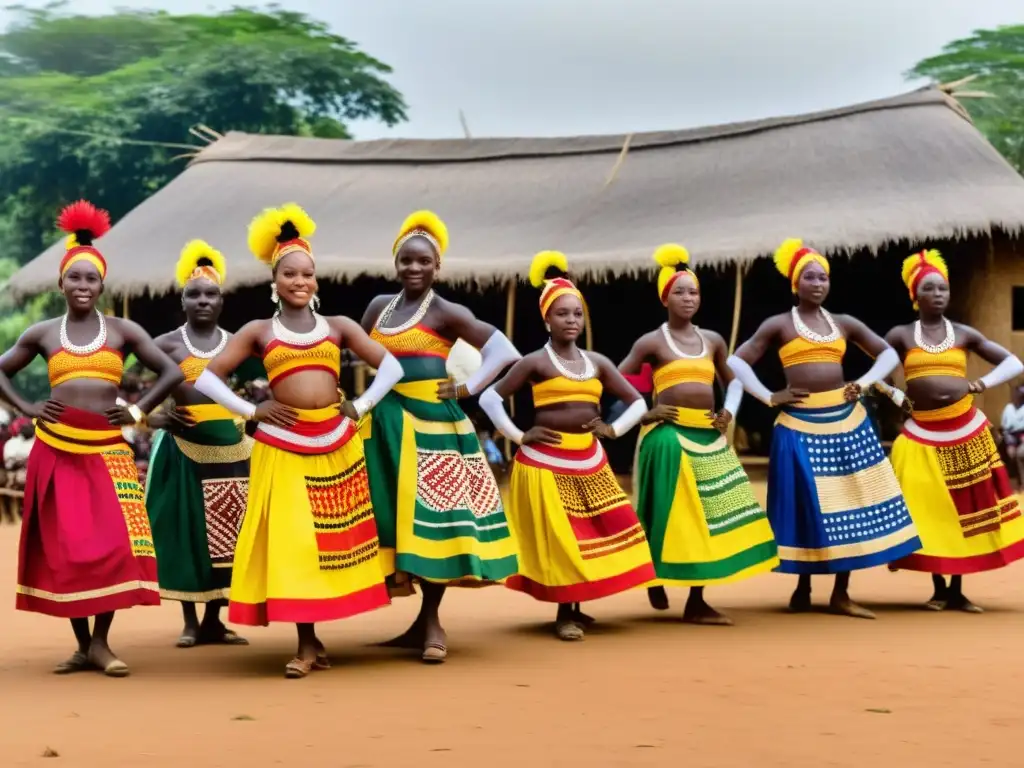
[
  {"x1": 904, "y1": 347, "x2": 967, "y2": 382},
  {"x1": 369, "y1": 324, "x2": 453, "y2": 360},
  {"x1": 179, "y1": 356, "x2": 211, "y2": 384},
  {"x1": 778, "y1": 336, "x2": 846, "y2": 369},
  {"x1": 653, "y1": 357, "x2": 715, "y2": 394},
  {"x1": 263, "y1": 337, "x2": 341, "y2": 387},
  {"x1": 532, "y1": 376, "x2": 603, "y2": 408},
  {"x1": 48, "y1": 347, "x2": 124, "y2": 388}
]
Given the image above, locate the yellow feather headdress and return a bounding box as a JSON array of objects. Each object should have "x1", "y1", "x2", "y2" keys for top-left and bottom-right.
[
  {"x1": 774, "y1": 238, "x2": 829, "y2": 293},
  {"x1": 529, "y1": 250, "x2": 583, "y2": 318},
  {"x1": 393, "y1": 210, "x2": 449, "y2": 262},
  {"x1": 248, "y1": 203, "x2": 317, "y2": 268},
  {"x1": 176, "y1": 239, "x2": 226, "y2": 287},
  {"x1": 653, "y1": 243, "x2": 697, "y2": 303}
]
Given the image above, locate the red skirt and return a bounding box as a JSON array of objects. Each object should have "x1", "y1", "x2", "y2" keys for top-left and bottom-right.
[{"x1": 16, "y1": 406, "x2": 160, "y2": 618}]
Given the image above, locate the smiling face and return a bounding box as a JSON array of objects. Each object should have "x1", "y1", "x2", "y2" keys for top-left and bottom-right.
[
  {"x1": 273, "y1": 251, "x2": 317, "y2": 309},
  {"x1": 796, "y1": 261, "x2": 829, "y2": 306},
  {"x1": 916, "y1": 271, "x2": 950, "y2": 315},
  {"x1": 182, "y1": 277, "x2": 223, "y2": 325},
  {"x1": 395, "y1": 236, "x2": 438, "y2": 293},
  {"x1": 665, "y1": 273, "x2": 700, "y2": 321},
  {"x1": 546, "y1": 293, "x2": 584, "y2": 343},
  {"x1": 59, "y1": 261, "x2": 103, "y2": 312}
]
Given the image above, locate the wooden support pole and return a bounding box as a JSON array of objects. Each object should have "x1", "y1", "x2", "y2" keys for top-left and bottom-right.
[
  {"x1": 122, "y1": 294, "x2": 130, "y2": 320},
  {"x1": 503, "y1": 279, "x2": 516, "y2": 461},
  {"x1": 726, "y1": 262, "x2": 745, "y2": 446}
]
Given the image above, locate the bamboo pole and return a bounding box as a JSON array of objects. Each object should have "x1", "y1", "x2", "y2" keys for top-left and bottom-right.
[
  {"x1": 503, "y1": 279, "x2": 516, "y2": 461},
  {"x1": 122, "y1": 295, "x2": 130, "y2": 320},
  {"x1": 726, "y1": 263, "x2": 746, "y2": 446}
]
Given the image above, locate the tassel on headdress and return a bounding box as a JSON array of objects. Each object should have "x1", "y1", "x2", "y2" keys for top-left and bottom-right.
[
  {"x1": 392, "y1": 210, "x2": 449, "y2": 262},
  {"x1": 176, "y1": 240, "x2": 227, "y2": 287},
  {"x1": 57, "y1": 200, "x2": 111, "y2": 279},
  {"x1": 774, "y1": 238, "x2": 829, "y2": 293},
  {"x1": 653, "y1": 243, "x2": 697, "y2": 303}
]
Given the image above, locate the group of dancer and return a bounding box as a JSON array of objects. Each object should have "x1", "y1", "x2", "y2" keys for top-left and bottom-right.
[{"x1": 3, "y1": 199, "x2": 1023, "y2": 679}]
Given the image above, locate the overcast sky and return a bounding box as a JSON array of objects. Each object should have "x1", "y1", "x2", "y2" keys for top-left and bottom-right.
[{"x1": 2, "y1": 0, "x2": 1022, "y2": 139}]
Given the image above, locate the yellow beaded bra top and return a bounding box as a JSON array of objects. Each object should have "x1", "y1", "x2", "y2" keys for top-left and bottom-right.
[
  {"x1": 653, "y1": 325, "x2": 715, "y2": 394},
  {"x1": 532, "y1": 343, "x2": 603, "y2": 408}
]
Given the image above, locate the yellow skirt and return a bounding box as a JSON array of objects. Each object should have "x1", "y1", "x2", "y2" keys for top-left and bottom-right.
[
  {"x1": 505, "y1": 431, "x2": 656, "y2": 602},
  {"x1": 891, "y1": 396, "x2": 1024, "y2": 574},
  {"x1": 228, "y1": 408, "x2": 390, "y2": 625}
]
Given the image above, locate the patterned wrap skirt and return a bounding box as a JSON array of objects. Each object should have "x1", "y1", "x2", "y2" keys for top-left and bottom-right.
[
  {"x1": 17, "y1": 406, "x2": 160, "y2": 617},
  {"x1": 361, "y1": 373, "x2": 518, "y2": 585},
  {"x1": 768, "y1": 389, "x2": 921, "y2": 574},
  {"x1": 228, "y1": 406, "x2": 390, "y2": 626},
  {"x1": 505, "y1": 431, "x2": 655, "y2": 602},
  {"x1": 635, "y1": 408, "x2": 778, "y2": 585},
  {"x1": 891, "y1": 396, "x2": 1024, "y2": 574},
  {"x1": 146, "y1": 404, "x2": 252, "y2": 602}
]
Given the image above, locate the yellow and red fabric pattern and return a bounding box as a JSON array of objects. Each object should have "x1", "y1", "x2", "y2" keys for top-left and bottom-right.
[
  {"x1": 57, "y1": 200, "x2": 111, "y2": 279},
  {"x1": 653, "y1": 243, "x2": 699, "y2": 304},
  {"x1": 901, "y1": 249, "x2": 948, "y2": 309},
  {"x1": 530, "y1": 250, "x2": 584, "y2": 318},
  {"x1": 47, "y1": 346, "x2": 124, "y2": 388},
  {"x1": 774, "y1": 238, "x2": 829, "y2": 293},
  {"x1": 17, "y1": 406, "x2": 160, "y2": 617},
  {"x1": 891, "y1": 396, "x2": 1024, "y2": 574},
  {"x1": 262, "y1": 336, "x2": 341, "y2": 388}
]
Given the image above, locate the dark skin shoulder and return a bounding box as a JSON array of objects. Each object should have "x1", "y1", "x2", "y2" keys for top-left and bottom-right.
[
  {"x1": 733, "y1": 313, "x2": 790, "y2": 365},
  {"x1": 618, "y1": 329, "x2": 662, "y2": 373},
  {"x1": 832, "y1": 314, "x2": 889, "y2": 358},
  {"x1": 360, "y1": 295, "x2": 394, "y2": 334},
  {"x1": 204, "y1": 320, "x2": 271, "y2": 379}
]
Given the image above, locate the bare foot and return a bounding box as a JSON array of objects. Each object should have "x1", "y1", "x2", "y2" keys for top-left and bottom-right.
[
  {"x1": 828, "y1": 595, "x2": 876, "y2": 620},
  {"x1": 788, "y1": 589, "x2": 812, "y2": 613},
  {"x1": 88, "y1": 642, "x2": 130, "y2": 677},
  {"x1": 683, "y1": 597, "x2": 734, "y2": 626},
  {"x1": 946, "y1": 594, "x2": 984, "y2": 614},
  {"x1": 647, "y1": 586, "x2": 670, "y2": 611}
]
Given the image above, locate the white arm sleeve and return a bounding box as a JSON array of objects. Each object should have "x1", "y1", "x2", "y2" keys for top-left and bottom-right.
[
  {"x1": 980, "y1": 353, "x2": 1024, "y2": 392},
  {"x1": 855, "y1": 347, "x2": 899, "y2": 389},
  {"x1": 726, "y1": 355, "x2": 774, "y2": 406},
  {"x1": 194, "y1": 369, "x2": 257, "y2": 421},
  {"x1": 464, "y1": 331, "x2": 522, "y2": 396},
  {"x1": 609, "y1": 398, "x2": 647, "y2": 438},
  {"x1": 479, "y1": 386, "x2": 524, "y2": 445},
  {"x1": 873, "y1": 381, "x2": 906, "y2": 409},
  {"x1": 722, "y1": 377, "x2": 744, "y2": 417},
  {"x1": 353, "y1": 353, "x2": 403, "y2": 418}
]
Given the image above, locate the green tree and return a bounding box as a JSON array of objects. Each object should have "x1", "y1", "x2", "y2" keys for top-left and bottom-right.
[
  {"x1": 0, "y1": 2, "x2": 407, "y2": 264},
  {"x1": 0, "y1": 257, "x2": 60, "y2": 400},
  {"x1": 908, "y1": 25, "x2": 1024, "y2": 172}
]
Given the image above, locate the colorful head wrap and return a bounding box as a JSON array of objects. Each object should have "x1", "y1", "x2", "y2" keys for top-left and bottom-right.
[
  {"x1": 247, "y1": 203, "x2": 316, "y2": 269},
  {"x1": 774, "y1": 238, "x2": 829, "y2": 293},
  {"x1": 530, "y1": 250, "x2": 583, "y2": 318},
  {"x1": 57, "y1": 200, "x2": 111, "y2": 279},
  {"x1": 393, "y1": 210, "x2": 449, "y2": 263},
  {"x1": 176, "y1": 240, "x2": 227, "y2": 288},
  {"x1": 653, "y1": 243, "x2": 698, "y2": 304},
  {"x1": 901, "y1": 249, "x2": 948, "y2": 309}
]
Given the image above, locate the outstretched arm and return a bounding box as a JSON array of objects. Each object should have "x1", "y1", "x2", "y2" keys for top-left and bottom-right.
[{"x1": 118, "y1": 319, "x2": 184, "y2": 414}]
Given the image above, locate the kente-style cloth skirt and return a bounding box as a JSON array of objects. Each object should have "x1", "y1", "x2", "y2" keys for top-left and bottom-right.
[
  {"x1": 635, "y1": 408, "x2": 778, "y2": 585},
  {"x1": 768, "y1": 389, "x2": 921, "y2": 574},
  {"x1": 505, "y1": 431, "x2": 655, "y2": 602},
  {"x1": 890, "y1": 396, "x2": 1024, "y2": 574},
  {"x1": 17, "y1": 406, "x2": 160, "y2": 617},
  {"x1": 361, "y1": 376, "x2": 518, "y2": 585},
  {"x1": 146, "y1": 404, "x2": 252, "y2": 602},
  {"x1": 228, "y1": 406, "x2": 390, "y2": 626}
]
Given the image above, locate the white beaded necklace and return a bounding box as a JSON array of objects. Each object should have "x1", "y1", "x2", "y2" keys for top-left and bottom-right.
[
  {"x1": 914, "y1": 318, "x2": 955, "y2": 354},
  {"x1": 374, "y1": 289, "x2": 436, "y2": 336},
  {"x1": 60, "y1": 310, "x2": 106, "y2": 355},
  {"x1": 544, "y1": 341, "x2": 595, "y2": 382},
  {"x1": 272, "y1": 312, "x2": 330, "y2": 346},
  {"x1": 661, "y1": 323, "x2": 706, "y2": 359},
  {"x1": 791, "y1": 306, "x2": 840, "y2": 344},
  {"x1": 180, "y1": 325, "x2": 228, "y2": 359}
]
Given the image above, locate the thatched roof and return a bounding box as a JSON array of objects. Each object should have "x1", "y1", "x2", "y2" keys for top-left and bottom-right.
[{"x1": 9, "y1": 87, "x2": 1024, "y2": 298}]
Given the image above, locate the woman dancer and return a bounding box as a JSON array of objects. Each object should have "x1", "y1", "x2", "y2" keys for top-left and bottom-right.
[
  {"x1": 360, "y1": 211, "x2": 520, "y2": 663},
  {"x1": 147, "y1": 241, "x2": 252, "y2": 647},
  {"x1": 726, "y1": 239, "x2": 919, "y2": 619},
  {"x1": 620, "y1": 245, "x2": 778, "y2": 625},
  {"x1": 0, "y1": 200, "x2": 183, "y2": 676},
  {"x1": 877, "y1": 250, "x2": 1024, "y2": 612},
  {"x1": 479, "y1": 251, "x2": 654, "y2": 641},
  {"x1": 194, "y1": 204, "x2": 404, "y2": 678}
]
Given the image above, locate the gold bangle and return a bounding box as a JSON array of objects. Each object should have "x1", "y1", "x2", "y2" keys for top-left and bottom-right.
[{"x1": 128, "y1": 404, "x2": 145, "y2": 426}]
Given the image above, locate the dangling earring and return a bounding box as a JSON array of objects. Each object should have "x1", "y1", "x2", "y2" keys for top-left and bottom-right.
[
  {"x1": 311, "y1": 293, "x2": 321, "y2": 313},
  {"x1": 545, "y1": 323, "x2": 551, "y2": 333},
  {"x1": 270, "y1": 283, "x2": 279, "y2": 304}
]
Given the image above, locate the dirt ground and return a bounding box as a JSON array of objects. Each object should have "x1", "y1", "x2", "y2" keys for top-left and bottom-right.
[{"x1": 1, "y1": 496, "x2": 1023, "y2": 768}]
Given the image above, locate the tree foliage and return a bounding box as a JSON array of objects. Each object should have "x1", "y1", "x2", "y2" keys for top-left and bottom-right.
[
  {"x1": 0, "y1": 2, "x2": 407, "y2": 264},
  {"x1": 908, "y1": 25, "x2": 1024, "y2": 172}
]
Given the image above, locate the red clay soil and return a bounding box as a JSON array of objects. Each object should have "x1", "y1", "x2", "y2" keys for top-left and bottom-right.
[{"x1": 0, "y1": 519, "x2": 1022, "y2": 768}]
